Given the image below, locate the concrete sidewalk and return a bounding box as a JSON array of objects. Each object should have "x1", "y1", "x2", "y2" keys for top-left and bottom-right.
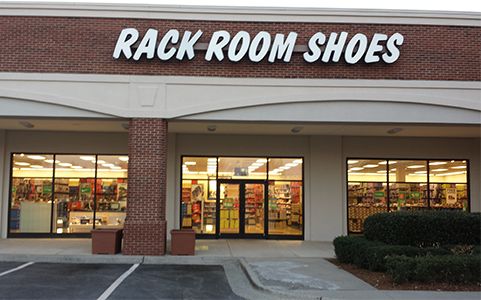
[{"x1": 0, "y1": 238, "x2": 335, "y2": 262}]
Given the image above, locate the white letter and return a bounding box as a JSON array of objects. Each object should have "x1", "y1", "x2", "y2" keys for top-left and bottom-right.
[
  {"x1": 303, "y1": 32, "x2": 326, "y2": 63},
  {"x1": 382, "y1": 33, "x2": 404, "y2": 63},
  {"x1": 344, "y1": 33, "x2": 368, "y2": 64},
  {"x1": 205, "y1": 31, "x2": 230, "y2": 61},
  {"x1": 157, "y1": 29, "x2": 179, "y2": 61},
  {"x1": 228, "y1": 31, "x2": 250, "y2": 62},
  {"x1": 322, "y1": 32, "x2": 348, "y2": 63},
  {"x1": 176, "y1": 30, "x2": 203, "y2": 60},
  {"x1": 365, "y1": 33, "x2": 387, "y2": 63},
  {"x1": 248, "y1": 31, "x2": 271, "y2": 62},
  {"x1": 113, "y1": 28, "x2": 139, "y2": 59},
  {"x1": 133, "y1": 28, "x2": 158, "y2": 60},
  {"x1": 269, "y1": 32, "x2": 298, "y2": 63}
]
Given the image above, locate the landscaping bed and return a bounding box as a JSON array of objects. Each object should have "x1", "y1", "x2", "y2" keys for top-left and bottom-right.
[
  {"x1": 328, "y1": 258, "x2": 481, "y2": 291},
  {"x1": 332, "y1": 211, "x2": 481, "y2": 291}
]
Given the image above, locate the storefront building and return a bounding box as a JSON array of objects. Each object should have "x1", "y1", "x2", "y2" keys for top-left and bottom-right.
[{"x1": 0, "y1": 3, "x2": 479, "y2": 255}]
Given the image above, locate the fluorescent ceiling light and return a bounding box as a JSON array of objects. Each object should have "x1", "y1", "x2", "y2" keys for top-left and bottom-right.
[
  {"x1": 437, "y1": 171, "x2": 467, "y2": 176},
  {"x1": 388, "y1": 161, "x2": 397, "y2": 164},
  {"x1": 377, "y1": 170, "x2": 387, "y2": 173},
  {"x1": 110, "y1": 166, "x2": 121, "y2": 170},
  {"x1": 407, "y1": 165, "x2": 425, "y2": 169},
  {"x1": 350, "y1": 167, "x2": 364, "y2": 171},
  {"x1": 451, "y1": 166, "x2": 467, "y2": 169},
  {"x1": 96, "y1": 160, "x2": 106, "y2": 164},
  {"x1": 14, "y1": 162, "x2": 30, "y2": 166},
  {"x1": 429, "y1": 162, "x2": 447, "y2": 166},
  {"x1": 44, "y1": 159, "x2": 60, "y2": 164},
  {"x1": 256, "y1": 159, "x2": 268, "y2": 163},
  {"x1": 184, "y1": 161, "x2": 196, "y2": 165},
  {"x1": 431, "y1": 168, "x2": 448, "y2": 172},
  {"x1": 71, "y1": 166, "x2": 83, "y2": 169},
  {"x1": 30, "y1": 165, "x2": 44, "y2": 169},
  {"x1": 414, "y1": 171, "x2": 427, "y2": 174},
  {"x1": 118, "y1": 156, "x2": 129, "y2": 162},
  {"x1": 347, "y1": 160, "x2": 358, "y2": 164},
  {"x1": 293, "y1": 159, "x2": 303, "y2": 164},
  {"x1": 363, "y1": 164, "x2": 378, "y2": 168},
  {"x1": 286, "y1": 163, "x2": 299, "y2": 167},
  {"x1": 80, "y1": 156, "x2": 95, "y2": 161},
  {"x1": 27, "y1": 155, "x2": 46, "y2": 160},
  {"x1": 102, "y1": 163, "x2": 115, "y2": 167},
  {"x1": 58, "y1": 163, "x2": 72, "y2": 167},
  {"x1": 378, "y1": 161, "x2": 388, "y2": 165}
]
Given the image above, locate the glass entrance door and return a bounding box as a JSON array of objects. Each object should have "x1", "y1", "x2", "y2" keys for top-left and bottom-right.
[
  {"x1": 218, "y1": 181, "x2": 265, "y2": 237},
  {"x1": 219, "y1": 183, "x2": 240, "y2": 235}
]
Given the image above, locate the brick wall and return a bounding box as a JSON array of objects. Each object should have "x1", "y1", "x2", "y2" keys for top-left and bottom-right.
[
  {"x1": 0, "y1": 16, "x2": 479, "y2": 81},
  {"x1": 123, "y1": 118, "x2": 168, "y2": 256}
]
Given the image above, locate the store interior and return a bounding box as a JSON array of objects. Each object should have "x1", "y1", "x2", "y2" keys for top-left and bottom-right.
[
  {"x1": 347, "y1": 159, "x2": 469, "y2": 233},
  {"x1": 10, "y1": 153, "x2": 128, "y2": 234},
  {"x1": 181, "y1": 156, "x2": 303, "y2": 237}
]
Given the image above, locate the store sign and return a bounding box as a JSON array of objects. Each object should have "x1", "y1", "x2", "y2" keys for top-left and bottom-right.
[{"x1": 113, "y1": 28, "x2": 404, "y2": 64}]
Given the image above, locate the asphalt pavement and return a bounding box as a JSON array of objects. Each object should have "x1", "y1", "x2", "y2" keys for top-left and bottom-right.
[{"x1": 0, "y1": 262, "x2": 243, "y2": 300}]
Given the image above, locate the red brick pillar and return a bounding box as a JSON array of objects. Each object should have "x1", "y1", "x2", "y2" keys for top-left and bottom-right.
[{"x1": 123, "y1": 118, "x2": 168, "y2": 255}]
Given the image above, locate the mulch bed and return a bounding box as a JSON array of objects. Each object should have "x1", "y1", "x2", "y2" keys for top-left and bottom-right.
[{"x1": 327, "y1": 258, "x2": 481, "y2": 291}]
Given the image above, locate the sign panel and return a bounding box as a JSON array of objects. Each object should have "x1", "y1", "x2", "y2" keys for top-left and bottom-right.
[{"x1": 113, "y1": 28, "x2": 404, "y2": 64}]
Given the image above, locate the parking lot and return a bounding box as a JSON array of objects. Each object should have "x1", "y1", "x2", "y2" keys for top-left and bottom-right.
[{"x1": 0, "y1": 262, "x2": 242, "y2": 300}]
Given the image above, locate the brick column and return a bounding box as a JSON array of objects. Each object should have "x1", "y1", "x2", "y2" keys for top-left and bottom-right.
[{"x1": 123, "y1": 118, "x2": 168, "y2": 256}]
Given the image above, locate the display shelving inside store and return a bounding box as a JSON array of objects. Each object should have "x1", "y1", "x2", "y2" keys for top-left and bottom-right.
[
  {"x1": 347, "y1": 159, "x2": 469, "y2": 233},
  {"x1": 9, "y1": 153, "x2": 128, "y2": 235}
]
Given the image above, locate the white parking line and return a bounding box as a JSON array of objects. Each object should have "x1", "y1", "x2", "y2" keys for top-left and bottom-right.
[
  {"x1": 97, "y1": 263, "x2": 140, "y2": 300},
  {"x1": 0, "y1": 262, "x2": 35, "y2": 277}
]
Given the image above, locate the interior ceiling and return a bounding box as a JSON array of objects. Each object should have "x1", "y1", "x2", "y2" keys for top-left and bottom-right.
[{"x1": 0, "y1": 118, "x2": 479, "y2": 138}]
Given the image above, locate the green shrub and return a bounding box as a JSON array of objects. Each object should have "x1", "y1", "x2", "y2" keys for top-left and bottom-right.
[
  {"x1": 333, "y1": 236, "x2": 376, "y2": 264},
  {"x1": 386, "y1": 255, "x2": 481, "y2": 284},
  {"x1": 385, "y1": 255, "x2": 417, "y2": 283},
  {"x1": 333, "y1": 236, "x2": 450, "y2": 271},
  {"x1": 364, "y1": 211, "x2": 481, "y2": 246}
]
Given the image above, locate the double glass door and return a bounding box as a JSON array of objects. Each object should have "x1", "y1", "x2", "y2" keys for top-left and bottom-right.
[{"x1": 218, "y1": 181, "x2": 265, "y2": 238}]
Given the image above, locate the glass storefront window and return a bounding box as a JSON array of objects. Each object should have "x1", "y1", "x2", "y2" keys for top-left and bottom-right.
[
  {"x1": 389, "y1": 160, "x2": 428, "y2": 210},
  {"x1": 347, "y1": 158, "x2": 470, "y2": 233},
  {"x1": 95, "y1": 155, "x2": 128, "y2": 229},
  {"x1": 268, "y1": 181, "x2": 303, "y2": 235},
  {"x1": 347, "y1": 159, "x2": 388, "y2": 233},
  {"x1": 268, "y1": 158, "x2": 302, "y2": 180},
  {"x1": 218, "y1": 157, "x2": 267, "y2": 180},
  {"x1": 10, "y1": 154, "x2": 54, "y2": 233},
  {"x1": 54, "y1": 155, "x2": 96, "y2": 234},
  {"x1": 181, "y1": 157, "x2": 217, "y2": 234},
  {"x1": 429, "y1": 160, "x2": 468, "y2": 210},
  {"x1": 181, "y1": 179, "x2": 216, "y2": 234},
  {"x1": 9, "y1": 153, "x2": 128, "y2": 235}
]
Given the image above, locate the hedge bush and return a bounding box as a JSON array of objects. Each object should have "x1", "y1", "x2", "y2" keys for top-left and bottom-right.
[
  {"x1": 386, "y1": 254, "x2": 481, "y2": 284},
  {"x1": 364, "y1": 211, "x2": 481, "y2": 246},
  {"x1": 333, "y1": 236, "x2": 451, "y2": 271}
]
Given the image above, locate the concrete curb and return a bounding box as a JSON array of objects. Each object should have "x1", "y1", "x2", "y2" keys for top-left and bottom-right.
[{"x1": 0, "y1": 254, "x2": 144, "y2": 264}]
